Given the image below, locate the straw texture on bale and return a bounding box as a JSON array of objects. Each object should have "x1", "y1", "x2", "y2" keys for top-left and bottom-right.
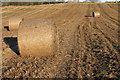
[
  {"x1": 93, "y1": 11, "x2": 100, "y2": 17},
  {"x1": 9, "y1": 16, "x2": 24, "y2": 30},
  {"x1": 18, "y1": 19, "x2": 57, "y2": 57}
]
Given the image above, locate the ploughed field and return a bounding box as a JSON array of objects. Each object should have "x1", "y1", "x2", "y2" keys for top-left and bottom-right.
[{"x1": 2, "y1": 3, "x2": 120, "y2": 79}]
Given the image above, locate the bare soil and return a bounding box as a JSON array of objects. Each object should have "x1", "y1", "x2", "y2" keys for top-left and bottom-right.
[{"x1": 2, "y1": 3, "x2": 120, "y2": 79}]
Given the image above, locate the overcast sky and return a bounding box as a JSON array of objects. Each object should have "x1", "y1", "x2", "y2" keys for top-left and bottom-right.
[
  {"x1": 1, "y1": 0, "x2": 120, "y2": 2},
  {"x1": 67, "y1": 0, "x2": 119, "y2": 2}
]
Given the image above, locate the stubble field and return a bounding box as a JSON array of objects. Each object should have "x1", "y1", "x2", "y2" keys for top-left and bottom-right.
[{"x1": 2, "y1": 3, "x2": 120, "y2": 79}]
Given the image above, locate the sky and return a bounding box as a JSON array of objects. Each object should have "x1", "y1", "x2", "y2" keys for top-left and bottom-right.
[
  {"x1": 66, "y1": 0, "x2": 120, "y2": 2},
  {"x1": 101, "y1": 0, "x2": 119, "y2": 2},
  {"x1": 1, "y1": 0, "x2": 120, "y2": 2}
]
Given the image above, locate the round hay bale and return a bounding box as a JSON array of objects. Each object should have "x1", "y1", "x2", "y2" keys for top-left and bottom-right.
[
  {"x1": 18, "y1": 19, "x2": 57, "y2": 57},
  {"x1": 9, "y1": 16, "x2": 24, "y2": 30},
  {"x1": 92, "y1": 11, "x2": 100, "y2": 17}
]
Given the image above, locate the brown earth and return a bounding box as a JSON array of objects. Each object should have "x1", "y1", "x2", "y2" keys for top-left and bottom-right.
[{"x1": 2, "y1": 3, "x2": 120, "y2": 79}]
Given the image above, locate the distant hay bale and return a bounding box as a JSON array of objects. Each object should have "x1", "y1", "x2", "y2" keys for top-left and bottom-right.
[
  {"x1": 93, "y1": 11, "x2": 100, "y2": 17},
  {"x1": 9, "y1": 16, "x2": 24, "y2": 30}
]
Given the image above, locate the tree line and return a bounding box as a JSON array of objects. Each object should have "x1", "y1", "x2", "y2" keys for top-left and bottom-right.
[{"x1": 2, "y1": 2, "x2": 65, "y2": 6}]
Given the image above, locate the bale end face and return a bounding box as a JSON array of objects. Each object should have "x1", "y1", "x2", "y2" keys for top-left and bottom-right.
[
  {"x1": 18, "y1": 19, "x2": 57, "y2": 57},
  {"x1": 92, "y1": 12, "x2": 100, "y2": 18},
  {"x1": 9, "y1": 16, "x2": 24, "y2": 31}
]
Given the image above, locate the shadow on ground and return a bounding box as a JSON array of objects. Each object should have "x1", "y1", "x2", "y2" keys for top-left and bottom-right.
[
  {"x1": 3, "y1": 37, "x2": 20, "y2": 55},
  {"x1": 4, "y1": 26, "x2": 10, "y2": 31}
]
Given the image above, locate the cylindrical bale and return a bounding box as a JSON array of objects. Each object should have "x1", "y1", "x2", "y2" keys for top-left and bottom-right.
[
  {"x1": 93, "y1": 11, "x2": 100, "y2": 17},
  {"x1": 18, "y1": 19, "x2": 57, "y2": 57},
  {"x1": 9, "y1": 16, "x2": 24, "y2": 30}
]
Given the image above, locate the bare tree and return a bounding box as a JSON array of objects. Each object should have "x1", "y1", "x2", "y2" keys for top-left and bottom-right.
[{"x1": 85, "y1": 0, "x2": 99, "y2": 2}]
